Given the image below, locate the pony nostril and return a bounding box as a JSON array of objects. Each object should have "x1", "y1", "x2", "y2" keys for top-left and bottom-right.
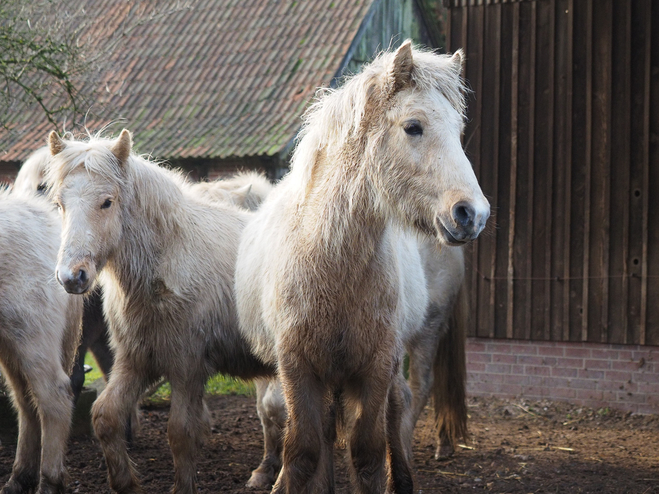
[
  {"x1": 452, "y1": 202, "x2": 475, "y2": 228},
  {"x1": 78, "y1": 269, "x2": 88, "y2": 284}
]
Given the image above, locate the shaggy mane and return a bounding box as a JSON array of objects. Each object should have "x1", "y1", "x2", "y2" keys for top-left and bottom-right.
[{"x1": 288, "y1": 43, "x2": 467, "y2": 189}]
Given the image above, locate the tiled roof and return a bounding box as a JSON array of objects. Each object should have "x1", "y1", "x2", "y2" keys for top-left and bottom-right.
[{"x1": 1, "y1": 0, "x2": 374, "y2": 162}]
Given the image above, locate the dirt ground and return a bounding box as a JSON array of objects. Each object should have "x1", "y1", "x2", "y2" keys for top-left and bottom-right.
[{"x1": 1, "y1": 394, "x2": 658, "y2": 493}]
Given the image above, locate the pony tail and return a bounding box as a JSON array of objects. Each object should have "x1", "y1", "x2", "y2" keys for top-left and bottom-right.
[{"x1": 432, "y1": 281, "x2": 469, "y2": 456}]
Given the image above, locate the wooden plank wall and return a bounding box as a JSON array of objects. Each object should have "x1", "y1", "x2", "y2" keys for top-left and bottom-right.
[{"x1": 446, "y1": 0, "x2": 659, "y2": 345}]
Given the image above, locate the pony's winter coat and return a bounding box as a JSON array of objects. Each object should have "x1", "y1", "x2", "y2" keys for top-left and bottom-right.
[
  {"x1": 0, "y1": 191, "x2": 83, "y2": 494},
  {"x1": 235, "y1": 41, "x2": 489, "y2": 493},
  {"x1": 47, "y1": 131, "x2": 274, "y2": 494}
]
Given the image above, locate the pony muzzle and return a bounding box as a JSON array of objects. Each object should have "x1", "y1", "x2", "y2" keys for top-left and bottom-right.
[
  {"x1": 56, "y1": 263, "x2": 94, "y2": 294},
  {"x1": 436, "y1": 201, "x2": 490, "y2": 245}
]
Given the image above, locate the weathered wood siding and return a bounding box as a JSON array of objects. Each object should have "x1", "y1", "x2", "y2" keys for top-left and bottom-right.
[{"x1": 445, "y1": 0, "x2": 659, "y2": 345}]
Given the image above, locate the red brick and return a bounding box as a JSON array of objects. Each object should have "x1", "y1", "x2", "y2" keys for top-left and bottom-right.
[
  {"x1": 481, "y1": 373, "x2": 505, "y2": 384},
  {"x1": 550, "y1": 387, "x2": 577, "y2": 399},
  {"x1": 525, "y1": 366, "x2": 551, "y2": 377},
  {"x1": 467, "y1": 352, "x2": 492, "y2": 364},
  {"x1": 598, "y1": 380, "x2": 628, "y2": 392},
  {"x1": 511, "y1": 344, "x2": 537, "y2": 355},
  {"x1": 487, "y1": 342, "x2": 514, "y2": 354},
  {"x1": 565, "y1": 347, "x2": 591, "y2": 358},
  {"x1": 568, "y1": 379, "x2": 599, "y2": 390},
  {"x1": 578, "y1": 369, "x2": 605, "y2": 380},
  {"x1": 502, "y1": 374, "x2": 528, "y2": 386},
  {"x1": 611, "y1": 360, "x2": 641, "y2": 372},
  {"x1": 551, "y1": 367, "x2": 578, "y2": 378},
  {"x1": 485, "y1": 363, "x2": 511, "y2": 374},
  {"x1": 637, "y1": 382, "x2": 659, "y2": 395},
  {"x1": 497, "y1": 384, "x2": 522, "y2": 396},
  {"x1": 492, "y1": 353, "x2": 516, "y2": 364},
  {"x1": 468, "y1": 382, "x2": 499, "y2": 395},
  {"x1": 526, "y1": 375, "x2": 546, "y2": 386},
  {"x1": 584, "y1": 359, "x2": 611, "y2": 370},
  {"x1": 633, "y1": 348, "x2": 659, "y2": 360},
  {"x1": 466, "y1": 363, "x2": 486, "y2": 373},
  {"x1": 511, "y1": 364, "x2": 525, "y2": 375},
  {"x1": 518, "y1": 355, "x2": 545, "y2": 365},
  {"x1": 466, "y1": 339, "x2": 487, "y2": 353},
  {"x1": 555, "y1": 357, "x2": 585, "y2": 368},
  {"x1": 604, "y1": 370, "x2": 633, "y2": 382},
  {"x1": 590, "y1": 348, "x2": 619, "y2": 359},
  {"x1": 634, "y1": 372, "x2": 659, "y2": 384},
  {"x1": 616, "y1": 392, "x2": 646, "y2": 404},
  {"x1": 617, "y1": 350, "x2": 633, "y2": 360},
  {"x1": 576, "y1": 389, "x2": 603, "y2": 401},
  {"x1": 538, "y1": 346, "x2": 565, "y2": 357}
]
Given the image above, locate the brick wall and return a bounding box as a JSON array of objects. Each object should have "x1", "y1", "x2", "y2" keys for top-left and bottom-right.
[{"x1": 466, "y1": 338, "x2": 659, "y2": 415}]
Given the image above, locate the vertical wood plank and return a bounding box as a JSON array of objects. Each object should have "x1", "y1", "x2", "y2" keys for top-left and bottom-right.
[
  {"x1": 645, "y1": 1, "x2": 658, "y2": 345},
  {"x1": 512, "y1": 0, "x2": 535, "y2": 341},
  {"x1": 495, "y1": 3, "x2": 514, "y2": 339},
  {"x1": 580, "y1": 0, "x2": 593, "y2": 342},
  {"x1": 562, "y1": 0, "x2": 574, "y2": 342},
  {"x1": 607, "y1": 0, "x2": 631, "y2": 344},
  {"x1": 479, "y1": 2, "x2": 501, "y2": 339},
  {"x1": 551, "y1": 0, "x2": 570, "y2": 342},
  {"x1": 628, "y1": 0, "x2": 650, "y2": 345},
  {"x1": 463, "y1": 5, "x2": 486, "y2": 337},
  {"x1": 588, "y1": 0, "x2": 612, "y2": 343},
  {"x1": 506, "y1": 1, "x2": 519, "y2": 339},
  {"x1": 532, "y1": 0, "x2": 554, "y2": 341}
]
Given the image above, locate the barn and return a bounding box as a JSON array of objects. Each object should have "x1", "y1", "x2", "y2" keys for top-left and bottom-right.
[
  {"x1": 445, "y1": 0, "x2": 659, "y2": 414},
  {"x1": 0, "y1": 0, "x2": 441, "y2": 181}
]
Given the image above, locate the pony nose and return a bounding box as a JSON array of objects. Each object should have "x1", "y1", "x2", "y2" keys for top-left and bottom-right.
[
  {"x1": 452, "y1": 201, "x2": 476, "y2": 229},
  {"x1": 57, "y1": 266, "x2": 90, "y2": 294}
]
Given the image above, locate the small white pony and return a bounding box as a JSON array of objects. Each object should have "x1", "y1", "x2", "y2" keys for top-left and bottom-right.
[
  {"x1": 235, "y1": 41, "x2": 489, "y2": 493},
  {"x1": 0, "y1": 190, "x2": 83, "y2": 494}
]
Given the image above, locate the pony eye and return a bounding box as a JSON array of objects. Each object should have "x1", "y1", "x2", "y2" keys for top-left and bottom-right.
[
  {"x1": 404, "y1": 121, "x2": 423, "y2": 136},
  {"x1": 101, "y1": 199, "x2": 113, "y2": 209}
]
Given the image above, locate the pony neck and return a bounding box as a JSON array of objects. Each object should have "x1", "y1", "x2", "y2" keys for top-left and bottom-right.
[
  {"x1": 295, "y1": 150, "x2": 387, "y2": 261},
  {"x1": 111, "y1": 157, "x2": 186, "y2": 289}
]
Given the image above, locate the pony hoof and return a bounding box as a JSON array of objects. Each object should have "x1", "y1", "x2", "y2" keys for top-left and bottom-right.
[
  {"x1": 1, "y1": 472, "x2": 39, "y2": 494},
  {"x1": 435, "y1": 444, "x2": 455, "y2": 460},
  {"x1": 246, "y1": 471, "x2": 274, "y2": 490}
]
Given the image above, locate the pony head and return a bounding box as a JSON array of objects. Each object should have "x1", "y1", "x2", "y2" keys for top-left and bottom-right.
[
  {"x1": 293, "y1": 41, "x2": 490, "y2": 245},
  {"x1": 13, "y1": 146, "x2": 51, "y2": 197},
  {"x1": 47, "y1": 130, "x2": 132, "y2": 294}
]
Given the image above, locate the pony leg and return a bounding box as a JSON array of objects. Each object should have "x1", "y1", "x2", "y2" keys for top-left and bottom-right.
[
  {"x1": 273, "y1": 367, "x2": 329, "y2": 494},
  {"x1": 29, "y1": 367, "x2": 74, "y2": 494},
  {"x1": 0, "y1": 366, "x2": 41, "y2": 494},
  {"x1": 247, "y1": 378, "x2": 286, "y2": 489},
  {"x1": 92, "y1": 358, "x2": 152, "y2": 494},
  {"x1": 386, "y1": 376, "x2": 414, "y2": 494},
  {"x1": 404, "y1": 325, "x2": 441, "y2": 450},
  {"x1": 167, "y1": 372, "x2": 210, "y2": 494},
  {"x1": 346, "y1": 378, "x2": 389, "y2": 494}
]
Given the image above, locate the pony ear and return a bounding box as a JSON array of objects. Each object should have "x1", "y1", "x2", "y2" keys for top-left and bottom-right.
[
  {"x1": 388, "y1": 40, "x2": 414, "y2": 96},
  {"x1": 112, "y1": 129, "x2": 132, "y2": 164},
  {"x1": 49, "y1": 131, "x2": 65, "y2": 156},
  {"x1": 449, "y1": 49, "x2": 465, "y2": 76}
]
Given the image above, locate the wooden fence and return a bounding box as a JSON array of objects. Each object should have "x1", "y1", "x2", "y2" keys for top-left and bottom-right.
[{"x1": 444, "y1": 0, "x2": 659, "y2": 345}]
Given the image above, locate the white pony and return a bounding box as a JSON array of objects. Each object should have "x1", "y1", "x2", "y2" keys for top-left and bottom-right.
[
  {"x1": 235, "y1": 41, "x2": 489, "y2": 493},
  {"x1": 0, "y1": 190, "x2": 83, "y2": 494},
  {"x1": 46, "y1": 131, "x2": 275, "y2": 494}
]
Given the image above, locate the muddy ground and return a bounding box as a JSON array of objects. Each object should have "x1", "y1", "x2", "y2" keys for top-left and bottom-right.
[{"x1": 1, "y1": 394, "x2": 658, "y2": 493}]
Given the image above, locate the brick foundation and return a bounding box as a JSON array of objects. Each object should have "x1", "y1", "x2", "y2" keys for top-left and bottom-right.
[{"x1": 466, "y1": 338, "x2": 659, "y2": 415}]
